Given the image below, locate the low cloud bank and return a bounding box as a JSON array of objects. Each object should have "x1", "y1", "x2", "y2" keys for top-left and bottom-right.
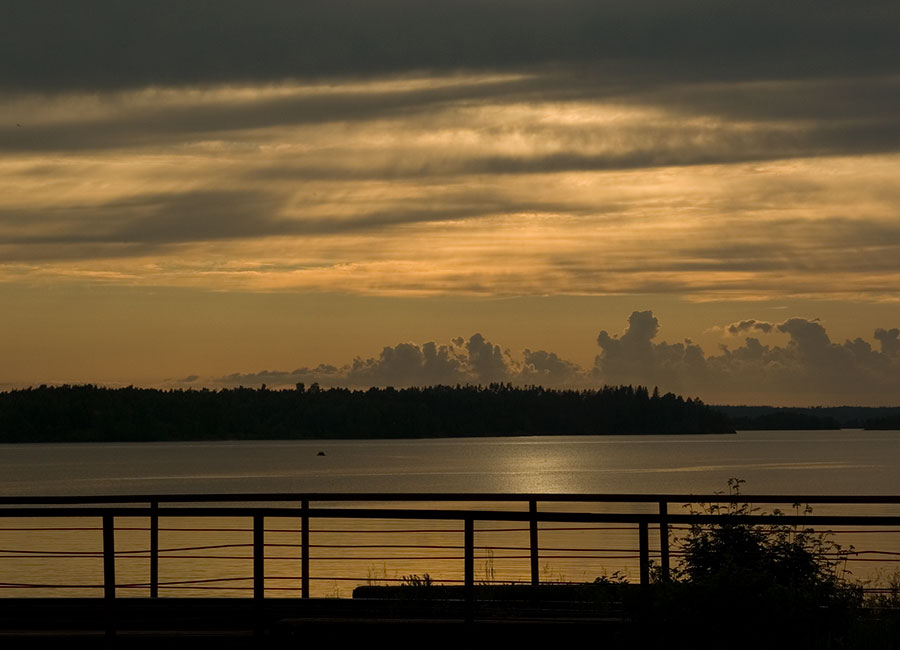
[
  {"x1": 594, "y1": 311, "x2": 900, "y2": 404},
  {"x1": 190, "y1": 311, "x2": 900, "y2": 405},
  {"x1": 200, "y1": 333, "x2": 564, "y2": 389}
]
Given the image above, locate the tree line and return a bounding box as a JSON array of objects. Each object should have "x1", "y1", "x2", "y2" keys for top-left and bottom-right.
[
  {"x1": 713, "y1": 405, "x2": 900, "y2": 430},
  {"x1": 0, "y1": 383, "x2": 735, "y2": 443}
]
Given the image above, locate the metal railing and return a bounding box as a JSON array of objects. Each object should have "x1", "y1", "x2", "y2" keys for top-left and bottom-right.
[{"x1": 3, "y1": 492, "x2": 900, "y2": 605}]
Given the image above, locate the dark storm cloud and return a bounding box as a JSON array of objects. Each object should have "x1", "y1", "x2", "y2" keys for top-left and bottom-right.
[
  {"x1": 251, "y1": 112, "x2": 900, "y2": 178},
  {"x1": 0, "y1": 75, "x2": 540, "y2": 153},
  {"x1": 5, "y1": 75, "x2": 900, "y2": 167},
  {"x1": 4, "y1": 1, "x2": 898, "y2": 92},
  {"x1": 0, "y1": 190, "x2": 284, "y2": 252},
  {"x1": 632, "y1": 77, "x2": 900, "y2": 124},
  {"x1": 0, "y1": 186, "x2": 613, "y2": 261},
  {"x1": 510, "y1": 117, "x2": 900, "y2": 173},
  {"x1": 113, "y1": 191, "x2": 287, "y2": 243},
  {"x1": 7, "y1": 100, "x2": 900, "y2": 189},
  {"x1": 5, "y1": 2, "x2": 900, "y2": 179},
  {"x1": 675, "y1": 220, "x2": 900, "y2": 276}
]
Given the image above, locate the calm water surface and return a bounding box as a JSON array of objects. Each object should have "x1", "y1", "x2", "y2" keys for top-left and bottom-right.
[
  {"x1": 2, "y1": 430, "x2": 899, "y2": 597},
  {"x1": 3, "y1": 430, "x2": 900, "y2": 495}
]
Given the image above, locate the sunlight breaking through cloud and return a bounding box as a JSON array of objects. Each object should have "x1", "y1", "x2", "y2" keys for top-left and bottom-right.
[{"x1": 2, "y1": 2, "x2": 899, "y2": 398}]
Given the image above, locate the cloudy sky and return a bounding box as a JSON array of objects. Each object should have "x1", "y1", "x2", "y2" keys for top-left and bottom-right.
[{"x1": 2, "y1": 1, "x2": 899, "y2": 405}]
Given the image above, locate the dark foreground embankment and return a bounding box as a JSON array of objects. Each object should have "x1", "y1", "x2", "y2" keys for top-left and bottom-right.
[
  {"x1": 3, "y1": 592, "x2": 900, "y2": 648},
  {"x1": 0, "y1": 596, "x2": 630, "y2": 643}
]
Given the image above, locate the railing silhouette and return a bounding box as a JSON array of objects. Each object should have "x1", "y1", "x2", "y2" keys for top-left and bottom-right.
[{"x1": 3, "y1": 493, "x2": 900, "y2": 607}]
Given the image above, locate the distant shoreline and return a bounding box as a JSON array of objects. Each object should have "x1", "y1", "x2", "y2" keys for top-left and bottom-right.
[
  {"x1": 0, "y1": 429, "x2": 741, "y2": 446},
  {"x1": 713, "y1": 404, "x2": 900, "y2": 430},
  {"x1": 0, "y1": 383, "x2": 734, "y2": 442},
  {"x1": 3, "y1": 384, "x2": 899, "y2": 444}
]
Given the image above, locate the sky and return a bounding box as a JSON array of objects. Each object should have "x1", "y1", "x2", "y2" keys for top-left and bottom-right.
[{"x1": 2, "y1": 1, "x2": 899, "y2": 405}]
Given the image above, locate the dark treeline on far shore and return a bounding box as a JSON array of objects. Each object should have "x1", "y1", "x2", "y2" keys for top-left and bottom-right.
[
  {"x1": 0, "y1": 383, "x2": 735, "y2": 443},
  {"x1": 713, "y1": 405, "x2": 900, "y2": 430}
]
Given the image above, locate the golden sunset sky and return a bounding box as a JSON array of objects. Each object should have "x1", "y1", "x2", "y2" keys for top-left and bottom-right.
[{"x1": 2, "y1": 1, "x2": 899, "y2": 404}]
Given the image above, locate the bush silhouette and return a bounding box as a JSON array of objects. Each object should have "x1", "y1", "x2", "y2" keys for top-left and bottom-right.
[
  {"x1": 678, "y1": 479, "x2": 853, "y2": 597},
  {"x1": 649, "y1": 479, "x2": 862, "y2": 646}
]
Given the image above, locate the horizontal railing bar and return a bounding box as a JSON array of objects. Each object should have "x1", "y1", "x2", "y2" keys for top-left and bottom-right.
[
  {"x1": 2, "y1": 505, "x2": 900, "y2": 527},
  {"x1": 3, "y1": 491, "x2": 899, "y2": 604},
  {"x1": 0, "y1": 523, "x2": 734, "y2": 532},
  {"x1": 4, "y1": 492, "x2": 900, "y2": 505},
  {"x1": 8, "y1": 549, "x2": 895, "y2": 559},
  {"x1": 0, "y1": 553, "x2": 632, "y2": 561},
  {"x1": 0, "y1": 583, "x2": 104, "y2": 589}
]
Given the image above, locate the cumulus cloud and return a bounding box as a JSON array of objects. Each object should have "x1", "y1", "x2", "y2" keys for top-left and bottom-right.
[
  {"x1": 594, "y1": 311, "x2": 707, "y2": 392},
  {"x1": 205, "y1": 334, "x2": 559, "y2": 389},
  {"x1": 726, "y1": 319, "x2": 775, "y2": 335},
  {"x1": 346, "y1": 340, "x2": 467, "y2": 386},
  {"x1": 874, "y1": 328, "x2": 900, "y2": 357},
  {"x1": 464, "y1": 333, "x2": 511, "y2": 383},
  {"x1": 521, "y1": 349, "x2": 582, "y2": 384},
  {"x1": 593, "y1": 311, "x2": 900, "y2": 404},
  {"x1": 188, "y1": 310, "x2": 900, "y2": 405}
]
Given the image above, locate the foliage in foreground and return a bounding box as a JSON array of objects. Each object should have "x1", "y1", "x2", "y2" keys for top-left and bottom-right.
[
  {"x1": 677, "y1": 479, "x2": 854, "y2": 595},
  {"x1": 358, "y1": 479, "x2": 900, "y2": 646},
  {"x1": 645, "y1": 479, "x2": 863, "y2": 646}
]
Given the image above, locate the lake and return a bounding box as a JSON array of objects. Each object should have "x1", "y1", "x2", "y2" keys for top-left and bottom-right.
[{"x1": 2, "y1": 430, "x2": 899, "y2": 597}]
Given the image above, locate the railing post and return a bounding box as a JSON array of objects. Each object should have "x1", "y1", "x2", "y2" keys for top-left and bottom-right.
[
  {"x1": 103, "y1": 514, "x2": 116, "y2": 600},
  {"x1": 639, "y1": 520, "x2": 650, "y2": 587},
  {"x1": 150, "y1": 500, "x2": 159, "y2": 598},
  {"x1": 301, "y1": 499, "x2": 310, "y2": 599},
  {"x1": 254, "y1": 515, "x2": 265, "y2": 601},
  {"x1": 464, "y1": 517, "x2": 474, "y2": 624},
  {"x1": 529, "y1": 499, "x2": 539, "y2": 586},
  {"x1": 658, "y1": 500, "x2": 670, "y2": 581}
]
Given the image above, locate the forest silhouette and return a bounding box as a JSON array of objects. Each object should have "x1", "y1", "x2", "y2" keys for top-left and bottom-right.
[
  {"x1": 3, "y1": 384, "x2": 898, "y2": 443},
  {"x1": 0, "y1": 383, "x2": 734, "y2": 442}
]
